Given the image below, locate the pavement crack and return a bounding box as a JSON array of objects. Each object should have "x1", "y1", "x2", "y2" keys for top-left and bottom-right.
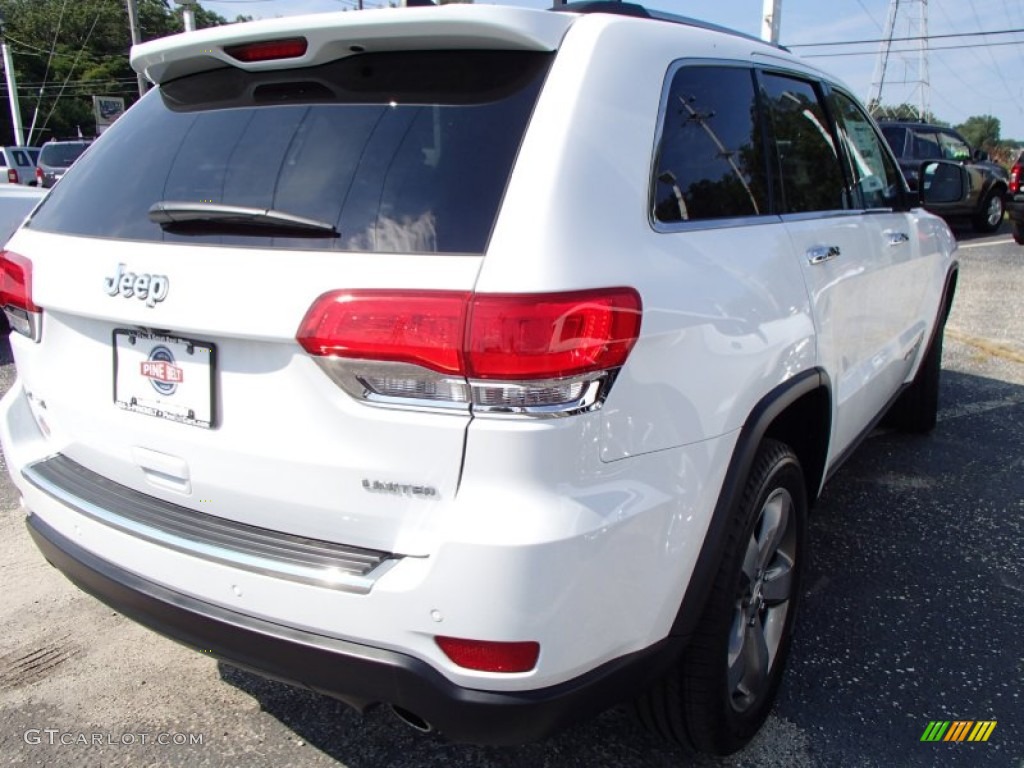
[{"x1": 946, "y1": 327, "x2": 1024, "y2": 365}]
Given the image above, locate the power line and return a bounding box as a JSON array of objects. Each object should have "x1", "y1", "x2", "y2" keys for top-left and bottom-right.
[
  {"x1": 788, "y1": 26, "x2": 1024, "y2": 48},
  {"x1": 37, "y1": 11, "x2": 101, "y2": 139},
  {"x1": 803, "y1": 39, "x2": 1024, "y2": 58},
  {"x1": 852, "y1": 0, "x2": 885, "y2": 33},
  {"x1": 6, "y1": 35, "x2": 129, "y2": 61},
  {"x1": 966, "y1": 0, "x2": 1019, "y2": 117}
]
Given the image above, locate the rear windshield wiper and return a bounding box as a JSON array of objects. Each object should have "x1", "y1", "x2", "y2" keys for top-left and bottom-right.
[{"x1": 148, "y1": 201, "x2": 339, "y2": 237}]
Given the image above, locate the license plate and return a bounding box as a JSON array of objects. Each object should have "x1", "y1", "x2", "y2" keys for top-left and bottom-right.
[{"x1": 113, "y1": 331, "x2": 216, "y2": 428}]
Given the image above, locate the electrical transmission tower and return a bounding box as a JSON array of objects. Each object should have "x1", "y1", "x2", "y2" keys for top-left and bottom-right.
[{"x1": 867, "y1": 0, "x2": 930, "y2": 121}]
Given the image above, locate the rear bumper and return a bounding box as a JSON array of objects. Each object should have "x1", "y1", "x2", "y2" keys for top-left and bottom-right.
[
  {"x1": 27, "y1": 512, "x2": 682, "y2": 745},
  {"x1": 1006, "y1": 192, "x2": 1024, "y2": 223}
]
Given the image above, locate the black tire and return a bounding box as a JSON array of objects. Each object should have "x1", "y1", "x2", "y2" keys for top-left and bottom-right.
[
  {"x1": 635, "y1": 440, "x2": 807, "y2": 755},
  {"x1": 972, "y1": 188, "x2": 1004, "y2": 233},
  {"x1": 1013, "y1": 221, "x2": 1024, "y2": 246},
  {"x1": 885, "y1": 323, "x2": 943, "y2": 433}
]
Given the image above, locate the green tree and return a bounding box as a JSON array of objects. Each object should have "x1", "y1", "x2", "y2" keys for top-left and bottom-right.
[
  {"x1": 955, "y1": 114, "x2": 1001, "y2": 152},
  {"x1": 867, "y1": 102, "x2": 947, "y2": 126},
  {"x1": 0, "y1": 0, "x2": 244, "y2": 144}
]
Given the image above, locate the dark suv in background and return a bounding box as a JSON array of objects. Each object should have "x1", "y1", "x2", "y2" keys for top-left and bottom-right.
[
  {"x1": 34, "y1": 139, "x2": 92, "y2": 188},
  {"x1": 1007, "y1": 151, "x2": 1023, "y2": 244},
  {"x1": 881, "y1": 121, "x2": 1008, "y2": 233}
]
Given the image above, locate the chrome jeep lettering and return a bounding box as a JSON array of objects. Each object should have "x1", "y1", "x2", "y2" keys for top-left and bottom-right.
[
  {"x1": 119, "y1": 272, "x2": 136, "y2": 297},
  {"x1": 103, "y1": 264, "x2": 170, "y2": 307},
  {"x1": 103, "y1": 263, "x2": 124, "y2": 296},
  {"x1": 148, "y1": 275, "x2": 170, "y2": 307}
]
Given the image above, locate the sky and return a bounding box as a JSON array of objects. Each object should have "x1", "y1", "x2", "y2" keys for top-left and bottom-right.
[{"x1": 201, "y1": 0, "x2": 1024, "y2": 139}]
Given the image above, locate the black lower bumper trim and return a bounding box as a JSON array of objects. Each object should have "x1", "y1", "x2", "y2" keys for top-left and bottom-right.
[{"x1": 26, "y1": 513, "x2": 683, "y2": 745}]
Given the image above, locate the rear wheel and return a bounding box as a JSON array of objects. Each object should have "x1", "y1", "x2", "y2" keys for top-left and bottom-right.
[
  {"x1": 972, "y1": 189, "x2": 1004, "y2": 233},
  {"x1": 635, "y1": 440, "x2": 807, "y2": 755},
  {"x1": 1013, "y1": 221, "x2": 1024, "y2": 245}
]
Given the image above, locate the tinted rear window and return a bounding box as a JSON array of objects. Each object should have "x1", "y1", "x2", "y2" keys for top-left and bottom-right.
[
  {"x1": 30, "y1": 51, "x2": 552, "y2": 254},
  {"x1": 880, "y1": 125, "x2": 907, "y2": 157},
  {"x1": 38, "y1": 143, "x2": 90, "y2": 166}
]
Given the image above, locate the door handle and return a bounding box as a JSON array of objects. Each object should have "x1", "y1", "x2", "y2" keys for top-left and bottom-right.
[
  {"x1": 807, "y1": 245, "x2": 840, "y2": 265},
  {"x1": 886, "y1": 231, "x2": 910, "y2": 246}
]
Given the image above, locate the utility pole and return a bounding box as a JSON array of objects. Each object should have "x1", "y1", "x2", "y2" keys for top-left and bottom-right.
[
  {"x1": 0, "y1": 11, "x2": 25, "y2": 146},
  {"x1": 125, "y1": 0, "x2": 148, "y2": 97},
  {"x1": 761, "y1": 0, "x2": 782, "y2": 45},
  {"x1": 175, "y1": 1, "x2": 197, "y2": 33}
]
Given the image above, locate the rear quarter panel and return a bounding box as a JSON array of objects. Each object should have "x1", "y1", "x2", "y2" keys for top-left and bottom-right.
[{"x1": 481, "y1": 16, "x2": 815, "y2": 461}]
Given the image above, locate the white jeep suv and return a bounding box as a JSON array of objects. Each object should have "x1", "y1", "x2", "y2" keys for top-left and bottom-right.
[{"x1": 0, "y1": 3, "x2": 961, "y2": 755}]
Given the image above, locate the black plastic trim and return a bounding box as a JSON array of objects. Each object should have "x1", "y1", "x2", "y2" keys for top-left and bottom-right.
[
  {"x1": 669, "y1": 368, "x2": 828, "y2": 638},
  {"x1": 823, "y1": 383, "x2": 901, "y2": 484},
  {"x1": 26, "y1": 513, "x2": 683, "y2": 746}
]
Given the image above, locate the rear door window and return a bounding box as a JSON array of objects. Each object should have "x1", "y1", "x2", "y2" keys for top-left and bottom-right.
[
  {"x1": 652, "y1": 65, "x2": 768, "y2": 223},
  {"x1": 829, "y1": 91, "x2": 904, "y2": 209},
  {"x1": 909, "y1": 129, "x2": 942, "y2": 160},
  {"x1": 761, "y1": 73, "x2": 848, "y2": 214},
  {"x1": 937, "y1": 130, "x2": 972, "y2": 161},
  {"x1": 29, "y1": 51, "x2": 552, "y2": 254},
  {"x1": 880, "y1": 125, "x2": 907, "y2": 158}
]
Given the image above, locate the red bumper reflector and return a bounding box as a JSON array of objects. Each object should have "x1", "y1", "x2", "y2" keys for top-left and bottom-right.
[{"x1": 435, "y1": 636, "x2": 540, "y2": 673}]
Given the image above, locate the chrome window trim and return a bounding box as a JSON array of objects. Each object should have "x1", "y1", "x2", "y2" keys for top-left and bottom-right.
[{"x1": 651, "y1": 213, "x2": 784, "y2": 234}]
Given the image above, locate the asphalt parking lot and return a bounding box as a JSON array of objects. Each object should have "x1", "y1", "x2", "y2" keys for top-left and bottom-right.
[{"x1": 0, "y1": 225, "x2": 1020, "y2": 768}]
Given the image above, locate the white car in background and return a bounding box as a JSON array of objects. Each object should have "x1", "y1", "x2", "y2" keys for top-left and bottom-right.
[
  {"x1": 0, "y1": 3, "x2": 962, "y2": 755},
  {"x1": 0, "y1": 185, "x2": 45, "y2": 243},
  {"x1": 0, "y1": 146, "x2": 40, "y2": 186}
]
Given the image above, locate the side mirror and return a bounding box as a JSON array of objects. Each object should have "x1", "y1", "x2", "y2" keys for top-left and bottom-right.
[
  {"x1": 972, "y1": 148, "x2": 989, "y2": 162},
  {"x1": 919, "y1": 160, "x2": 968, "y2": 206}
]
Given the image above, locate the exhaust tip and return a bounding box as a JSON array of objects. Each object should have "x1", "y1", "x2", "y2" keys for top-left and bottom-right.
[{"x1": 390, "y1": 704, "x2": 433, "y2": 734}]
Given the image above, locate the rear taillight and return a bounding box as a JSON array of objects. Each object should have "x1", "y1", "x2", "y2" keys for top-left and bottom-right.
[
  {"x1": 297, "y1": 288, "x2": 642, "y2": 416},
  {"x1": 298, "y1": 291, "x2": 467, "y2": 374},
  {"x1": 224, "y1": 38, "x2": 308, "y2": 63},
  {"x1": 467, "y1": 290, "x2": 641, "y2": 380},
  {"x1": 435, "y1": 636, "x2": 540, "y2": 673},
  {"x1": 6, "y1": 169, "x2": 17, "y2": 184},
  {"x1": 1010, "y1": 163, "x2": 1022, "y2": 194},
  {"x1": 34, "y1": 166, "x2": 43, "y2": 185},
  {"x1": 0, "y1": 250, "x2": 42, "y2": 340}
]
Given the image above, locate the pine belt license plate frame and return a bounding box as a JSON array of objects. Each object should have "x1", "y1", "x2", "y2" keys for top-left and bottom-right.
[{"x1": 113, "y1": 330, "x2": 217, "y2": 429}]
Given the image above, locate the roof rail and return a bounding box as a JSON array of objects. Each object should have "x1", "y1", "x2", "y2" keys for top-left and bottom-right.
[{"x1": 548, "y1": 1, "x2": 786, "y2": 50}]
